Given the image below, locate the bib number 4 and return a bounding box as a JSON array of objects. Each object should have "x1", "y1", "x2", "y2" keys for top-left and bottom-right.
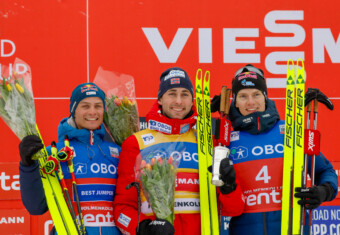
[{"x1": 255, "y1": 165, "x2": 271, "y2": 184}]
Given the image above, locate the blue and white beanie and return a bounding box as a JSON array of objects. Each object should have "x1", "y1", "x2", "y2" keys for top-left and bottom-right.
[
  {"x1": 70, "y1": 82, "x2": 105, "y2": 118},
  {"x1": 158, "y1": 67, "x2": 194, "y2": 99}
]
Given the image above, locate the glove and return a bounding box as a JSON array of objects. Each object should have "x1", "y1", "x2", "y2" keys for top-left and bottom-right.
[
  {"x1": 137, "y1": 219, "x2": 175, "y2": 235},
  {"x1": 294, "y1": 183, "x2": 334, "y2": 209},
  {"x1": 208, "y1": 158, "x2": 237, "y2": 194},
  {"x1": 19, "y1": 135, "x2": 44, "y2": 166},
  {"x1": 211, "y1": 95, "x2": 221, "y2": 113},
  {"x1": 219, "y1": 158, "x2": 237, "y2": 194}
]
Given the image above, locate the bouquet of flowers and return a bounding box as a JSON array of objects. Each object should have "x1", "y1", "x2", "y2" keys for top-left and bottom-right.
[
  {"x1": 137, "y1": 154, "x2": 179, "y2": 225},
  {"x1": 104, "y1": 95, "x2": 139, "y2": 145},
  {"x1": 0, "y1": 64, "x2": 43, "y2": 159},
  {"x1": 93, "y1": 67, "x2": 140, "y2": 146}
]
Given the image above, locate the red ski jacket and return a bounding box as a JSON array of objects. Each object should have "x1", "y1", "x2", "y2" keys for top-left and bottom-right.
[{"x1": 113, "y1": 102, "x2": 245, "y2": 235}]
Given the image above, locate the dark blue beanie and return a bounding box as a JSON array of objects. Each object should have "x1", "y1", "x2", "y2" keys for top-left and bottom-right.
[
  {"x1": 70, "y1": 82, "x2": 106, "y2": 118},
  {"x1": 158, "y1": 67, "x2": 194, "y2": 99}
]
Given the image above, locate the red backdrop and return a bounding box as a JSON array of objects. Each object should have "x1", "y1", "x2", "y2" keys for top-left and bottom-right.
[{"x1": 1, "y1": 0, "x2": 339, "y2": 234}]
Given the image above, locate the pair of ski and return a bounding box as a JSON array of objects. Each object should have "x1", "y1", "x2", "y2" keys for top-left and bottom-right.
[
  {"x1": 195, "y1": 69, "x2": 220, "y2": 235},
  {"x1": 36, "y1": 127, "x2": 85, "y2": 234},
  {"x1": 281, "y1": 59, "x2": 306, "y2": 235}
]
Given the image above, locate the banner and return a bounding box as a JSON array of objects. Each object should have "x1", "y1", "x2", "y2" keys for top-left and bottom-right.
[{"x1": 0, "y1": 0, "x2": 339, "y2": 233}]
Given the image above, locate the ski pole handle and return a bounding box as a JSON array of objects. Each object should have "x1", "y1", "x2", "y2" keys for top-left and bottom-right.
[
  {"x1": 211, "y1": 146, "x2": 230, "y2": 186},
  {"x1": 220, "y1": 86, "x2": 227, "y2": 114}
]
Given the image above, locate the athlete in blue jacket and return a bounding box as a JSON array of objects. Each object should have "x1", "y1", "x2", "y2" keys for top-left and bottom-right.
[
  {"x1": 212, "y1": 64, "x2": 338, "y2": 235},
  {"x1": 19, "y1": 83, "x2": 121, "y2": 235}
]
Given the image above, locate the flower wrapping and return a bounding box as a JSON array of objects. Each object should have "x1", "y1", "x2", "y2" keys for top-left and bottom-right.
[
  {"x1": 0, "y1": 61, "x2": 43, "y2": 159},
  {"x1": 137, "y1": 154, "x2": 180, "y2": 225},
  {"x1": 93, "y1": 67, "x2": 140, "y2": 146}
]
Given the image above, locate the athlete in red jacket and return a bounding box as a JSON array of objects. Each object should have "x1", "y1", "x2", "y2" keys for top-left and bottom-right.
[{"x1": 113, "y1": 67, "x2": 245, "y2": 235}]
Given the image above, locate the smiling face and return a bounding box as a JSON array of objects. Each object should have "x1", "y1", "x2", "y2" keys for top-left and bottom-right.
[
  {"x1": 74, "y1": 97, "x2": 104, "y2": 130},
  {"x1": 235, "y1": 88, "x2": 266, "y2": 116},
  {"x1": 158, "y1": 87, "x2": 193, "y2": 119}
]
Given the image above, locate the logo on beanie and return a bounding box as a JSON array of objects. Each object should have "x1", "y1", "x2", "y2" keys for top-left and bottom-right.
[
  {"x1": 164, "y1": 70, "x2": 185, "y2": 81},
  {"x1": 241, "y1": 79, "x2": 255, "y2": 87},
  {"x1": 81, "y1": 84, "x2": 98, "y2": 93},
  {"x1": 237, "y1": 72, "x2": 257, "y2": 80},
  {"x1": 170, "y1": 78, "x2": 180, "y2": 85}
]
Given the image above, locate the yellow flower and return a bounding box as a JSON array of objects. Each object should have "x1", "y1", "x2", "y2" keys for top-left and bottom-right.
[
  {"x1": 6, "y1": 83, "x2": 12, "y2": 92},
  {"x1": 15, "y1": 83, "x2": 24, "y2": 94}
]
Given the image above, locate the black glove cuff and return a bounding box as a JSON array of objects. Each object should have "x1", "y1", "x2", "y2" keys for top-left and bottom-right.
[
  {"x1": 320, "y1": 183, "x2": 334, "y2": 202},
  {"x1": 219, "y1": 182, "x2": 237, "y2": 195}
]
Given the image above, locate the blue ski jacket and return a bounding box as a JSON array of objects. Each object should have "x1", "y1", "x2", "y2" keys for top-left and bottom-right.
[
  {"x1": 19, "y1": 117, "x2": 121, "y2": 235},
  {"x1": 222, "y1": 99, "x2": 338, "y2": 235}
]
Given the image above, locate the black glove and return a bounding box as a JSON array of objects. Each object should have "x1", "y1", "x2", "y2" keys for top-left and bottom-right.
[
  {"x1": 208, "y1": 158, "x2": 237, "y2": 195},
  {"x1": 219, "y1": 158, "x2": 237, "y2": 194},
  {"x1": 211, "y1": 95, "x2": 221, "y2": 113},
  {"x1": 137, "y1": 219, "x2": 174, "y2": 235},
  {"x1": 294, "y1": 183, "x2": 334, "y2": 210},
  {"x1": 19, "y1": 135, "x2": 44, "y2": 166}
]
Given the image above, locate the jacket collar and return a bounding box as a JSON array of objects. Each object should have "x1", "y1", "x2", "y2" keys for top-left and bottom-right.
[{"x1": 146, "y1": 101, "x2": 197, "y2": 135}]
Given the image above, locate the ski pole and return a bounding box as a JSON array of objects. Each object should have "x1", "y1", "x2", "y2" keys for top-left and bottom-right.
[
  {"x1": 61, "y1": 135, "x2": 87, "y2": 235},
  {"x1": 212, "y1": 86, "x2": 232, "y2": 187},
  {"x1": 51, "y1": 141, "x2": 82, "y2": 235},
  {"x1": 304, "y1": 88, "x2": 334, "y2": 235},
  {"x1": 126, "y1": 182, "x2": 141, "y2": 232}
]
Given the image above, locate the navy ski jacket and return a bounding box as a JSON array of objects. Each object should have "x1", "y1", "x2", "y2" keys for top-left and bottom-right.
[{"x1": 19, "y1": 118, "x2": 121, "y2": 235}]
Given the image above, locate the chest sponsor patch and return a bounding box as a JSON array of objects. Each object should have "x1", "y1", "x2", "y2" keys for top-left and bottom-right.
[
  {"x1": 279, "y1": 124, "x2": 285, "y2": 134},
  {"x1": 148, "y1": 120, "x2": 172, "y2": 134},
  {"x1": 118, "y1": 213, "x2": 131, "y2": 228},
  {"x1": 109, "y1": 146, "x2": 119, "y2": 158},
  {"x1": 141, "y1": 133, "x2": 155, "y2": 145},
  {"x1": 230, "y1": 131, "x2": 240, "y2": 142}
]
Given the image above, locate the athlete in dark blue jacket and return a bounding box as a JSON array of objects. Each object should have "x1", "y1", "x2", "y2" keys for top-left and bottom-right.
[
  {"x1": 213, "y1": 64, "x2": 338, "y2": 235},
  {"x1": 19, "y1": 83, "x2": 121, "y2": 235}
]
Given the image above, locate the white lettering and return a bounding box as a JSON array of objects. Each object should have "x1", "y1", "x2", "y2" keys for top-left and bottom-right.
[
  {"x1": 142, "y1": 28, "x2": 193, "y2": 63},
  {"x1": 265, "y1": 10, "x2": 305, "y2": 47},
  {"x1": 223, "y1": 28, "x2": 260, "y2": 63},
  {"x1": 1, "y1": 39, "x2": 16, "y2": 57},
  {"x1": 199, "y1": 28, "x2": 212, "y2": 63},
  {"x1": 90, "y1": 164, "x2": 116, "y2": 174},
  {"x1": 313, "y1": 28, "x2": 340, "y2": 63}
]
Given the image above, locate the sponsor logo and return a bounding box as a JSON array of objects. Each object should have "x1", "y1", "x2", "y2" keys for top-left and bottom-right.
[
  {"x1": 81, "y1": 84, "x2": 98, "y2": 93},
  {"x1": 243, "y1": 117, "x2": 253, "y2": 123},
  {"x1": 164, "y1": 70, "x2": 185, "y2": 81},
  {"x1": 118, "y1": 213, "x2": 131, "y2": 228},
  {"x1": 308, "y1": 130, "x2": 315, "y2": 152},
  {"x1": 237, "y1": 72, "x2": 257, "y2": 80},
  {"x1": 141, "y1": 133, "x2": 155, "y2": 145},
  {"x1": 91, "y1": 163, "x2": 117, "y2": 175},
  {"x1": 252, "y1": 144, "x2": 284, "y2": 156},
  {"x1": 75, "y1": 163, "x2": 87, "y2": 174},
  {"x1": 83, "y1": 211, "x2": 115, "y2": 226},
  {"x1": 180, "y1": 124, "x2": 189, "y2": 133},
  {"x1": 148, "y1": 120, "x2": 172, "y2": 134},
  {"x1": 150, "y1": 220, "x2": 166, "y2": 226},
  {"x1": 279, "y1": 124, "x2": 285, "y2": 134},
  {"x1": 245, "y1": 189, "x2": 281, "y2": 207},
  {"x1": 230, "y1": 146, "x2": 248, "y2": 160},
  {"x1": 109, "y1": 147, "x2": 119, "y2": 158},
  {"x1": 230, "y1": 131, "x2": 239, "y2": 142},
  {"x1": 0, "y1": 163, "x2": 20, "y2": 200},
  {"x1": 86, "y1": 91, "x2": 96, "y2": 95},
  {"x1": 0, "y1": 216, "x2": 24, "y2": 224},
  {"x1": 241, "y1": 79, "x2": 255, "y2": 87},
  {"x1": 170, "y1": 77, "x2": 180, "y2": 84}
]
